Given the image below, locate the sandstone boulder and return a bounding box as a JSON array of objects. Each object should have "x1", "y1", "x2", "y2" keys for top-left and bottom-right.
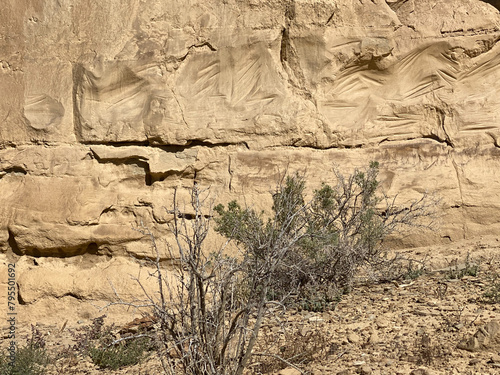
[{"x1": 458, "y1": 321, "x2": 500, "y2": 352}]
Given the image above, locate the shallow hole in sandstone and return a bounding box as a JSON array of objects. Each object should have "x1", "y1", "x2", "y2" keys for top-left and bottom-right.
[{"x1": 86, "y1": 242, "x2": 99, "y2": 255}]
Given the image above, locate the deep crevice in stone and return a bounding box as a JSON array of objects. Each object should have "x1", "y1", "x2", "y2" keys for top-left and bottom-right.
[
  {"x1": 1, "y1": 166, "x2": 27, "y2": 178},
  {"x1": 82, "y1": 140, "x2": 151, "y2": 147},
  {"x1": 183, "y1": 139, "x2": 250, "y2": 150},
  {"x1": 7, "y1": 229, "x2": 22, "y2": 256},
  {"x1": 83, "y1": 139, "x2": 249, "y2": 151},
  {"x1": 61, "y1": 292, "x2": 84, "y2": 300},
  {"x1": 22, "y1": 243, "x2": 107, "y2": 258},
  {"x1": 18, "y1": 290, "x2": 26, "y2": 305},
  {"x1": 280, "y1": 27, "x2": 289, "y2": 63},
  {"x1": 325, "y1": 11, "x2": 335, "y2": 25},
  {"x1": 171, "y1": 212, "x2": 212, "y2": 220},
  {"x1": 421, "y1": 134, "x2": 454, "y2": 148}
]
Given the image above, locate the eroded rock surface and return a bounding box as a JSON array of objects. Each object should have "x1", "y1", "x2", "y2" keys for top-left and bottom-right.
[{"x1": 2, "y1": 0, "x2": 500, "y2": 313}]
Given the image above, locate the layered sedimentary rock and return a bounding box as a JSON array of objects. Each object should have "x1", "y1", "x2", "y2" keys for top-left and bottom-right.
[{"x1": 2, "y1": 0, "x2": 500, "y2": 317}]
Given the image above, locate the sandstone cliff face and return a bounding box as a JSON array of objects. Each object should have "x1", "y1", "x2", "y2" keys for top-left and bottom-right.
[{"x1": 1, "y1": 0, "x2": 500, "y2": 265}]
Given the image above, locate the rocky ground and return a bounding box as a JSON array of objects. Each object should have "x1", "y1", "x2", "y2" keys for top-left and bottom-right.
[{"x1": 7, "y1": 236, "x2": 500, "y2": 375}]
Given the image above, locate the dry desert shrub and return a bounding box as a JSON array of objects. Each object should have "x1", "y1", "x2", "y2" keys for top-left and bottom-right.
[
  {"x1": 215, "y1": 162, "x2": 437, "y2": 308},
  {"x1": 103, "y1": 162, "x2": 436, "y2": 375},
  {"x1": 411, "y1": 331, "x2": 450, "y2": 366}
]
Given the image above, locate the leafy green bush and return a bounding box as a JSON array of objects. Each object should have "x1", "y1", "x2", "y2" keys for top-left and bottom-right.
[
  {"x1": 0, "y1": 325, "x2": 50, "y2": 375},
  {"x1": 215, "y1": 162, "x2": 435, "y2": 307},
  {"x1": 88, "y1": 337, "x2": 152, "y2": 370},
  {"x1": 404, "y1": 259, "x2": 427, "y2": 280},
  {"x1": 446, "y1": 254, "x2": 479, "y2": 279},
  {"x1": 0, "y1": 344, "x2": 49, "y2": 375},
  {"x1": 71, "y1": 314, "x2": 109, "y2": 355},
  {"x1": 483, "y1": 283, "x2": 500, "y2": 304},
  {"x1": 70, "y1": 315, "x2": 153, "y2": 370},
  {"x1": 482, "y1": 272, "x2": 500, "y2": 304}
]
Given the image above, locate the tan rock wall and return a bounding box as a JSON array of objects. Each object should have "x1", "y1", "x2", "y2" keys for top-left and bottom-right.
[{"x1": 2, "y1": 1, "x2": 500, "y2": 315}]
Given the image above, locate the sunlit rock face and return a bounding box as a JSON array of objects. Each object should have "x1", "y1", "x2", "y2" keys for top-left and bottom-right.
[{"x1": 1, "y1": 0, "x2": 500, "y2": 261}]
